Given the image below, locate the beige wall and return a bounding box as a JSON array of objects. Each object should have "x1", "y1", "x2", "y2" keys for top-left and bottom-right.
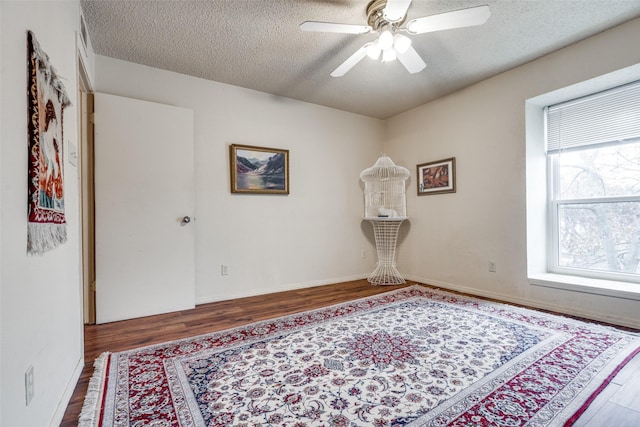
[
  {"x1": 1, "y1": 1, "x2": 84, "y2": 426},
  {"x1": 93, "y1": 56, "x2": 385, "y2": 304},
  {"x1": 386, "y1": 17, "x2": 640, "y2": 328}
]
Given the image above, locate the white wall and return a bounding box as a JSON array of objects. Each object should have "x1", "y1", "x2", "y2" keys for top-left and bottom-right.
[
  {"x1": 0, "y1": 1, "x2": 84, "y2": 426},
  {"x1": 386, "y1": 17, "x2": 640, "y2": 328},
  {"x1": 94, "y1": 56, "x2": 384, "y2": 303}
]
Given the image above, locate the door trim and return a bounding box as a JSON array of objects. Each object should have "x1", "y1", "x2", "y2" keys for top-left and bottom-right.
[{"x1": 78, "y1": 52, "x2": 96, "y2": 324}]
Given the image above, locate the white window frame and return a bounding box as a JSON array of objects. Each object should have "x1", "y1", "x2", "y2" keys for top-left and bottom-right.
[{"x1": 525, "y1": 64, "x2": 640, "y2": 301}]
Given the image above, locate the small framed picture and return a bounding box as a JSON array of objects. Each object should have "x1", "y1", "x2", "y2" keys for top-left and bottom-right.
[
  {"x1": 230, "y1": 144, "x2": 289, "y2": 194},
  {"x1": 416, "y1": 157, "x2": 456, "y2": 195}
]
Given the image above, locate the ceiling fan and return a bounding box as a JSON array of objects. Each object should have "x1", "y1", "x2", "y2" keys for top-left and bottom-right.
[{"x1": 300, "y1": 0, "x2": 491, "y2": 77}]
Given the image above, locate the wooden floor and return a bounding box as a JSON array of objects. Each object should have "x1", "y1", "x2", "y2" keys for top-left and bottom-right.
[{"x1": 61, "y1": 280, "x2": 640, "y2": 426}]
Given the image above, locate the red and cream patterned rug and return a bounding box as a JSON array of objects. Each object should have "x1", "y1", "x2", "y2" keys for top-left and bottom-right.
[{"x1": 80, "y1": 285, "x2": 640, "y2": 426}]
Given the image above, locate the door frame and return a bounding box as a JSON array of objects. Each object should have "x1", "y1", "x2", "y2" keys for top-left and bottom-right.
[{"x1": 78, "y1": 48, "x2": 96, "y2": 324}]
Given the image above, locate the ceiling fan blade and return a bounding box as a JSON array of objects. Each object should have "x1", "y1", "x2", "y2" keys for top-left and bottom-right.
[
  {"x1": 384, "y1": 0, "x2": 412, "y2": 22},
  {"x1": 300, "y1": 21, "x2": 371, "y2": 34},
  {"x1": 397, "y1": 45, "x2": 426, "y2": 74},
  {"x1": 406, "y1": 5, "x2": 491, "y2": 34},
  {"x1": 330, "y1": 44, "x2": 370, "y2": 77}
]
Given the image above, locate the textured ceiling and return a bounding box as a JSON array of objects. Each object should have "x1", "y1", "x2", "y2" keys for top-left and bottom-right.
[{"x1": 81, "y1": 0, "x2": 640, "y2": 119}]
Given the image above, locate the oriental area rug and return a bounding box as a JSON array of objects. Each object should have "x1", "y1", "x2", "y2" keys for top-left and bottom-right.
[{"x1": 79, "y1": 285, "x2": 640, "y2": 427}]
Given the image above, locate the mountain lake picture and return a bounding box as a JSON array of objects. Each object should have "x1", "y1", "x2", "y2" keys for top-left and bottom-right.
[{"x1": 230, "y1": 144, "x2": 289, "y2": 194}]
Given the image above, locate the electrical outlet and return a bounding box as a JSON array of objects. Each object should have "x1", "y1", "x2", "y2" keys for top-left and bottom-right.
[
  {"x1": 488, "y1": 261, "x2": 496, "y2": 272},
  {"x1": 361, "y1": 250, "x2": 367, "y2": 259},
  {"x1": 25, "y1": 366, "x2": 34, "y2": 406},
  {"x1": 221, "y1": 265, "x2": 229, "y2": 276}
]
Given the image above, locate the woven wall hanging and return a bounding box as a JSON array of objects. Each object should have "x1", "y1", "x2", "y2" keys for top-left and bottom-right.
[{"x1": 26, "y1": 30, "x2": 71, "y2": 254}]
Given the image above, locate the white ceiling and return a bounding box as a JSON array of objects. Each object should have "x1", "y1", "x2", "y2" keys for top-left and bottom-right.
[{"x1": 80, "y1": 0, "x2": 640, "y2": 119}]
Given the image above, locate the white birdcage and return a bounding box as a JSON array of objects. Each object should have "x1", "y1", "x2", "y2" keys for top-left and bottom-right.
[
  {"x1": 360, "y1": 156, "x2": 409, "y2": 219},
  {"x1": 360, "y1": 156, "x2": 409, "y2": 286}
]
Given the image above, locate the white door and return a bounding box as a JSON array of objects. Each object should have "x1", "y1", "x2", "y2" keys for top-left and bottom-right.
[{"x1": 94, "y1": 93, "x2": 195, "y2": 323}]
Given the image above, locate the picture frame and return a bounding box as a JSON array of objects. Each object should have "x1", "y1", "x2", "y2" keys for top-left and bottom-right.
[
  {"x1": 416, "y1": 157, "x2": 456, "y2": 195},
  {"x1": 230, "y1": 144, "x2": 289, "y2": 194}
]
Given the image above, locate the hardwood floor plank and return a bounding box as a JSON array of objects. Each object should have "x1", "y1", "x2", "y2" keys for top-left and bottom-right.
[
  {"x1": 60, "y1": 280, "x2": 640, "y2": 426},
  {"x1": 611, "y1": 363, "x2": 640, "y2": 408},
  {"x1": 582, "y1": 402, "x2": 640, "y2": 427},
  {"x1": 571, "y1": 383, "x2": 620, "y2": 427},
  {"x1": 611, "y1": 351, "x2": 640, "y2": 385}
]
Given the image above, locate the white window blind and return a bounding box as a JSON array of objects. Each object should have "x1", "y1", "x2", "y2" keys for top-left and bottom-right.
[{"x1": 547, "y1": 80, "x2": 640, "y2": 153}]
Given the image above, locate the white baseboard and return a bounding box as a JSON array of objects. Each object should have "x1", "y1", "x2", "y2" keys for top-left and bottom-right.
[
  {"x1": 195, "y1": 274, "x2": 369, "y2": 305},
  {"x1": 49, "y1": 355, "x2": 84, "y2": 427},
  {"x1": 403, "y1": 275, "x2": 640, "y2": 330}
]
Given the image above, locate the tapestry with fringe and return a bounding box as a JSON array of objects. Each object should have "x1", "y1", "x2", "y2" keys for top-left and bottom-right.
[{"x1": 27, "y1": 30, "x2": 71, "y2": 255}]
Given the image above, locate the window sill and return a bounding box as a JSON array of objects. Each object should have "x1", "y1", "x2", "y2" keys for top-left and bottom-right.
[{"x1": 529, "y1": 273, "x2": 640, "y2": 301}]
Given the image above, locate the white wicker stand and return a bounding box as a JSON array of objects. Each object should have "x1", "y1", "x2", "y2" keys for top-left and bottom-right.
[
  {"x1": 367, "y1": 217, "x2": 406, "y2": 285},
  {"x1": 360, "y1": 156, "x2": 409, "y2": 286}
]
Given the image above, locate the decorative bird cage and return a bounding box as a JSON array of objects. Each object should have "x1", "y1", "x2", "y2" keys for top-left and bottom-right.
[
  {"x1": 360, "y1": 156, "x2": 409, "y2": 286},
  {"x1": 360, "y1": 156, "x2": 410, "y2": 219}
]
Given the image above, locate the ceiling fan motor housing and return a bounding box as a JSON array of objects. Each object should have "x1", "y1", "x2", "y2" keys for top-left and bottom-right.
[{"x1": 367, "y1": 0, "x2": 407, "y2": 31}]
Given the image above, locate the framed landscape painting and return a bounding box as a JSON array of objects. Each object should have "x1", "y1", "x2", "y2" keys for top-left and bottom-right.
[
  {"x1": 230, "y1": 144, "x2": 289, "y2": 194},
  {"x1": 417, "y1": 157, "x2": 456, "y2": 195}
]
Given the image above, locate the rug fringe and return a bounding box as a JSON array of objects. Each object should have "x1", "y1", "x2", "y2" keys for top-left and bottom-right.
[{"x1": 78, "y1": 352, "x2": 110, "y2": 427}]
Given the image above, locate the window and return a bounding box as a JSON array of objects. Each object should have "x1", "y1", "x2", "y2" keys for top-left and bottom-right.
[{"x1": 546, "y1": 81, "x2": 640, "y2": 283}]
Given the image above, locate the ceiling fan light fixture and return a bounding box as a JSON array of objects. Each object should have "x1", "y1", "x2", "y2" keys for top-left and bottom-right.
[
  {"x1": 366, "y1": 43, "x2": 382, "y2": 60},
  {"x1": 378, "y1": 30, "x2": 394, "y2": 50},
  {"x1": 393, "y1": 33, "x2": 411, "y2": 54},
  {"x1": 382, "y1": 47, "x2": 397, "y2": 63}
]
